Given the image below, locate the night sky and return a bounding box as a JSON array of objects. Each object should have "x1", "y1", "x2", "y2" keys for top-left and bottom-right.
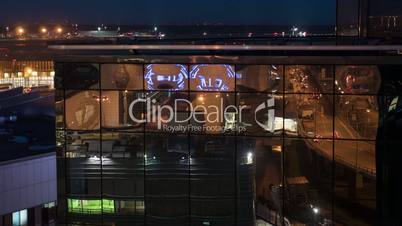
[
  {"x1": 0, "y1": 0, "x2": 400, "y2": 26},
  {"x1": 1, "y1": 0, "x2": 336, "y2": 25}
]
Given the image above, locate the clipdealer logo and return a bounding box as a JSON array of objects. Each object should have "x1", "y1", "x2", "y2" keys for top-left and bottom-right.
[{"x1": 128, "y1": 97, "x2": 275, "y2": 132}]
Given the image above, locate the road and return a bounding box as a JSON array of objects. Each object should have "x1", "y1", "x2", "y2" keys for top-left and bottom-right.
[{"x1": 286, "y1": 66, "x2": 376, "y2": 176}]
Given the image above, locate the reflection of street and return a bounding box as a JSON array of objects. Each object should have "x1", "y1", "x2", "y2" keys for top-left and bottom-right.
[{"x1": 287, "y1": 66, "x2": 376, "y2": 177}]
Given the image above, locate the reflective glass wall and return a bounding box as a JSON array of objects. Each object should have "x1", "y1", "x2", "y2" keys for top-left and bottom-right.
[{"x1": 57, "y1": 63, "x2": 382, "y2": 226}]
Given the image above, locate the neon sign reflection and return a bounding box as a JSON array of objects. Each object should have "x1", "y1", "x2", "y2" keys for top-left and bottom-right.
[
  {"x1": 145, "y1": 64, "x2": 188, "y2": 90},
  {"x1": 190, "y1": 64, "x2": 235, "y2": 91}
]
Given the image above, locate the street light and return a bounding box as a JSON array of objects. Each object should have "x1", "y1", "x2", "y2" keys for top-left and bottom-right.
[
  {"x1": 56, "y1": 27, "x2": 63, "y2": 34},
  {"x1": 16, "y1": 27, "x2": 24, "y2": 35},
  {"x1": 40, "y1": 27, "x2": 47, "y2": 34}
]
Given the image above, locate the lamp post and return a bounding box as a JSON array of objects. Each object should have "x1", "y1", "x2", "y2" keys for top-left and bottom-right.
[{"x1": 113, "y1": 65, "x2": 130, "y2": 125}]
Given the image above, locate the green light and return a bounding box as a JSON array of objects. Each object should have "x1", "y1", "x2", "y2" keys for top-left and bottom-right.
[{"x1": 67, "y1": 198, "x2": 115, "y2": 214}]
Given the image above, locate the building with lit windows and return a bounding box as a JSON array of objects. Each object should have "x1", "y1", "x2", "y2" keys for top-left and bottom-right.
[
  {"x1": 0, "y1": 60, "x2": 54, "y2": 89},
  {"x1": 53, "y1": 44, "x2": 402, "y2": 226}
]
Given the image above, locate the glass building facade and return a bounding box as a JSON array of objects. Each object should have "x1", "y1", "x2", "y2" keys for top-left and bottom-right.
[{"x1": 55, "y1": 55, "x2": 401, "y2": 226}]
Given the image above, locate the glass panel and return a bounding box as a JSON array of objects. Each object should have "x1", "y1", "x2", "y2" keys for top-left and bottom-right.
[
  {"x1": 101, "y1": 132, "x2": 144, "y2": 159},
  {"x1": 56, "y1": 129, "x2": 65, "y2": 157},
  {"x1": 285, "y1": 138, "x2": 333, "y2": 225},
  {"x1": 65, "y1": 90, "x2": 100, "y2": 130},
  {"x1": 334, "y1": 140, "x2": 376, "y2": 178},
  {"x1": 101, "y1": 132, "x2": 145, "y2": 224},
  {"x1": 101, "y1": 64, "x2": 143, "y2": 90},
  {"x1": 335, "y1": 66, "x2": 381, "y2": 95},
  {"x1": 334, "y1": 140, "x2": 376, "y2": 226},
  {"x1": 101, "y1": 91, "x2": 145, "y2": 132},
  {"x1": 102, "y1": 131, "x2": 145, "y2": 217},
  {"x1": 190, "y1": 135, "x2": 235, "y2": 226},
  {"x1": 335, "y1": 95, "x2": 378, "y2": 140},
  {"x1": 67, "y1": 199, "x2": 114, "y2": 214},
  {"x1": 190, "y1": 64, "x2": 235, "y2": 91},
  {"x1": 285, "y1": 94, "x2": 334, "y2": 139},
  {"x1": 55, "y1": 90, "x2": 64, "y2": 129},
  {"x1": 54, "y1": 62, "x2": 63, "y2": 89},
  {"x1": 65, "y1": 131, "x2": 102, "y2": 224},
  {"x1": 285, "y1": 65, "x2": 334, "y2": 94},
  {"x1": 66, "y1": 132, "x2": 101, "y2": 194},
  {"x1": 144, "y1": 91, "x2": 189, "y2": 133},
  {"x1": 63, "y1": 63, "x2": 99, "y2": 90},
  {"x1": 19, "y1": 210, "x2": 27, "y2": 226},
  {"x1": 337, "y1": 0, "x2": 359, "y2": 36},
  {"x1": 238, "y1": 137, "x2": 283, "y2": 225},
  {"x1": 189, "y1": 92, "x2": 235, "y2": 134},
  {"x1": 237, "y1": 92, "x2": 284, "y2": 136},
  {"x1": 145, "y1": 133, "x2": 189, "y2": 226},
  {"x1": 12, "y1": 212, "x2": 19, "y2": 226},
  {"x1": 145, "y1": 64, "x2": 188, "y2": 91},
  {"x1": 236, "y1": 65, "x2": 283, "y2": 93}
]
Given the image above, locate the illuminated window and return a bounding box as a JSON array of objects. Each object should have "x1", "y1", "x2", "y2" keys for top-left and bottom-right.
[
  {"x1": 389, "y1": 97, "x2": 399, "y2": 112},
  {"x1": 12, "y1": 209, "x2": 27, "y2": 226},
  {"x1": 67, "y1": 199, "x2": 115, "y2": 214},
  {"x1": 44, "y1": 202, "x2": 56, "y2": 208}
]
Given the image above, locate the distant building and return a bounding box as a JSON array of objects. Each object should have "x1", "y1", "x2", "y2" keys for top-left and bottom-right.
[
  {"x1": 0, "y1": 60, "x2": 54, "y2": 88},
  {"x1": 369, "y1": 15, "x2": 402, "y2": 37},
  {"x1": 77, "y1": 30, "x2": 120, "y2": 38},
  {"x1": 52, "y1": 44, "x2": 402, "y2": 226}
]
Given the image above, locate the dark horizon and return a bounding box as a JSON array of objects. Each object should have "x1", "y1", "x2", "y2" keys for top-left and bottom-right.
[
  {"x1": 1, "y1": 0, "x2": 336, "y2": 26},
  {"x1": 2, "y1": 0, "x2": 401, "y2": 27}
]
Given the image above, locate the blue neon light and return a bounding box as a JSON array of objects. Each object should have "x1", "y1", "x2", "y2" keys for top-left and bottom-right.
[
  {"x1": 190, "y1": 64, "x2": 235, "y2": 91},
  {"x1": 145, "y1": 64, "x2": 188, "y2": 90}
]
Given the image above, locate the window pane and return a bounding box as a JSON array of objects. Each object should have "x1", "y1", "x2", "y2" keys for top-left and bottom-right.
[
  {"x1": 334, "y1": 140, "x2": 376, "y2": 226},
  {"x1": 238, "y1": 137, "x2": 283, "y2": 225},
  {"x1": 101, "y1": 91, "x2": 145, "y2": 132},
  {"x1": 63, "y1": 63, "x2": 99, "y2": 90},
  {"x1": 285, "y1": 65, "x2": 334, "y2": 94},
  {"x1": 236, "y1": 65, "x2": 283, "y2": 93},
  {"x1": 145, "y1": 134, "x2": 189, "y2": 225},
  {"x1": 55, "y1": 90, "x2": 64, "y2": 129},
  {"x1": 337, "y1": 0, "x2": 359, "y2": 36},
  {"x1": 12, "y1": 212, "x2": 19, "y2": 226},
  {"x1": 237, "y1": 92, "x2": 284, "y2": 136},
  {"x1": 335, "y1": 95, "x2": 378, "y2": 140},
  {"x1": 145, "y1": 64, "x2": 188, "y2": 91},
  {"x1": 285, "y1": 94, "x2": 334, "y2": 139},
  {"x1": 190, "y1": 64, "x2": 235, "y2": 91},
  {"x1": 19, "y1": 210, "x2": 27, "y2": 226},
  {"x1": 190, "y1": 135, "x2": 235, "y2": 225},
  {"x1": 335, "y1": 66, "x2": 381, "y2": 95},
  {"x1": 101, "y1": 64, "x2": 143, "y2": 90},
  {"x1": 54, "y1": 63, "x2": 63, "y2": 89},
  {"x1": 285, "y1": 138, "x2": 333, "y2": 225},
  {"x1": 189, "y1": 92, "x2": 235, "y2": 134},
  {"x1": 144, "y1": 91, "x2": 189, "y2": 133},
  {"x1": 65, "y1": 90, "x2": 100, "y2": 130}
]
